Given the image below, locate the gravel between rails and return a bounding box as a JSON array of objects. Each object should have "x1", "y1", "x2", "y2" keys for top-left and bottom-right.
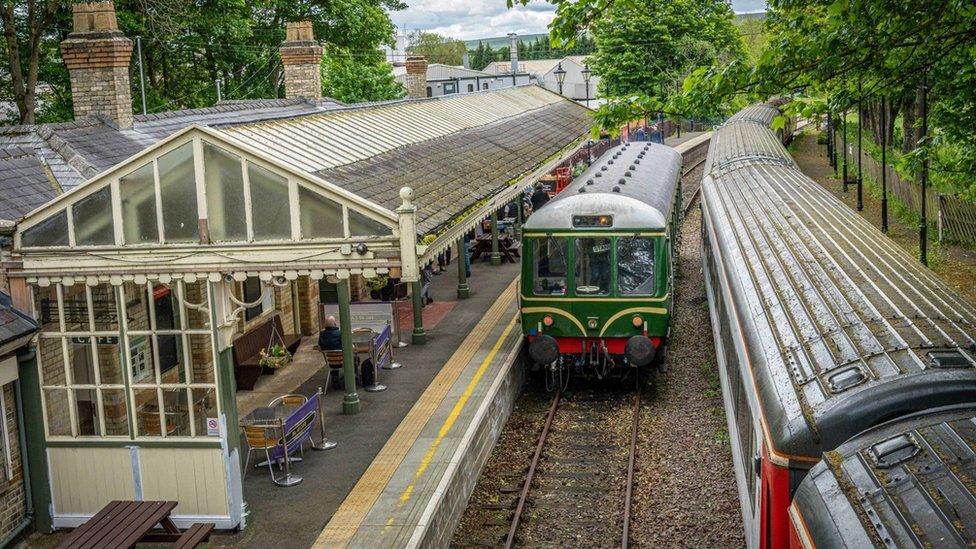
[{"x1": 629, "y1": 202, "x2": 744, "y2": 548}]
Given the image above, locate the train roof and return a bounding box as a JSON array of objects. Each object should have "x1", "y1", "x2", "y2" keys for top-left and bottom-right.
[
  {"x1": 790, "y1": 405, "x2": 976, "y2": 548},
  {"x1": 524, "y1": 141, "x2": 682, "y2": 232},
  {"x1": 702, "y1": 106, "x2": 976, "y2": 463},
  {"x1": 704, "y1": 110, "x2": 797, "y2": 174}
]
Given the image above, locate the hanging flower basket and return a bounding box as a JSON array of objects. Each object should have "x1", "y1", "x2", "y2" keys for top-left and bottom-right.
[{"x1": 259, "y1": 344, "x2": 291, "y2": 372}]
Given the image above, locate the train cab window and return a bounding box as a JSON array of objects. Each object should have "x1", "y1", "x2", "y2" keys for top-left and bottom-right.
[
  {"x1": 617, "y1": 237, "x2": 655, "y2": 295},
  {"x1": 532, "y1": 238, "x2": 568, "y2": 295},
  {"x1": 575, "y1": 237, "x2": 611, "y2": 295}
]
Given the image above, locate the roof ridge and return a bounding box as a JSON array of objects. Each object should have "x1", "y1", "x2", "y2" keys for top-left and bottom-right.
[{"x1": 132, "y1": 97, "x2": 318, "y2": 123}]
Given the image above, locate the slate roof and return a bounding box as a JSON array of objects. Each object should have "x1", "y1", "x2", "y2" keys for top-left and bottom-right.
[
  {"x1": 0, "y1": 290, "x2": 37, "y2": 349},
  {"x1": 0, "y1": 146, "x2": 60, "y2": 222},
  {"x1": 318, "y1": 99, "x2": 590, "y2": 234}
]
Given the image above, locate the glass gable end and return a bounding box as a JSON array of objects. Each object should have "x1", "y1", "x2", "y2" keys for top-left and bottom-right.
[{"x1": 16, "y1": 130, "x2": 398, "y2": 251}]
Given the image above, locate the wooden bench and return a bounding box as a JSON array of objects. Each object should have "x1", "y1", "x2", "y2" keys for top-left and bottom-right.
[{"x1": 232, "y1": 313, "x2": 302, "y2": 390}]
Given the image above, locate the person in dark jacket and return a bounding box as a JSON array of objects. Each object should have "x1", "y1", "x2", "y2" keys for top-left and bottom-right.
[
  {"x1": 318, "y1": 315, "x2": 342, "y2": 350},
  {"x1": 530, "y1": 182, "x2": 550, "y2": 213}
]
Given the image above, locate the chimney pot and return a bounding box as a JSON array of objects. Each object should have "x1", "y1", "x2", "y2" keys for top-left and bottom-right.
[
  {"x1": 280, "y1": 21, "x2": 323, "y2": 100},
  {"x1": 61, "y1": 1, "x2": 133, "y2": 128},
  {"x1": 404, "y1": 56, "x2": 428, "y2": 99}
]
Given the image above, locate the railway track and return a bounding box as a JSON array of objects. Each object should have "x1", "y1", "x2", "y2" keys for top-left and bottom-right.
[
  {"x1": 498, "y1": 383, "x2": 642, "y2": 548},
  {"x1": 682, "y1": 153, "x2": 708, "y2": 217}
]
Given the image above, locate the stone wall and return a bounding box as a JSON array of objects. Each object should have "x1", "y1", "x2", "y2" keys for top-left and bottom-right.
[
  {"x1": 282, "y1": 63, "x2": 322, "y2": 100},
  {"x1": 296, "y1": 278, "x2": 320, "y2": 336}
]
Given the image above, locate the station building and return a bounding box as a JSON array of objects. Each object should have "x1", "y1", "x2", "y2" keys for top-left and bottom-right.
[{"x1": 0, "y1": 1, "x2": 592, "y2": 535}]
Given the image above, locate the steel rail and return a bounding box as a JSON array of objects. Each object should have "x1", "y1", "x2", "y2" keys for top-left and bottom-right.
[
  {"x1": 683, "y1": 155, "x2": 709, "y2": 217},
  {"x1": 504, "y1": 389, "x2": 561, "y2": 549},
  {"x1": 621, "y1": 381, "x2": 642, "y2": 548}
]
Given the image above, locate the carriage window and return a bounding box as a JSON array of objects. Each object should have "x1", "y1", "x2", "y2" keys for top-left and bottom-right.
[
  {"x1": 575, "y1": 238, "x2": 611, "y2": 296},
  {"x1": 532, "y1": 238, "x2": 567, "y2": 295},
  {"x1": 618, "y1": 237, "x2": 654, "y2": 295}
]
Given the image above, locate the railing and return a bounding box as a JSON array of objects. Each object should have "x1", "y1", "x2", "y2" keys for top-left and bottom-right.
[{"x1": 833, "y1": 129, "x2": 976, "y2": 246}]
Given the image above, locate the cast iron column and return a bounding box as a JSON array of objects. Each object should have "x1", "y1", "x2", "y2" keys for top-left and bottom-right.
[
  {"x1": 857, "y1": 85, "x2": 863, "y2": 211},
  {"x1": 881, "y1": 96, "x2": 889, "y2": 233},
  {"x1": 457, "y1": 237, "x2": 470, "y2": 299},
  {"x1": 490, "y1": 211, "x2": 501, "y2": 266},
  {"x1": 411, "y1": 279, "x2": 426, "y2": 344},
  {"x1": 842, "y1": 110, "x2": 848, "y2": 192},
  {"x1": 919, "y1": 74, "x2": 929, "y2": 266},
  {"x1": 337, "y1": 278, "x2": 360, "y2": 414}
]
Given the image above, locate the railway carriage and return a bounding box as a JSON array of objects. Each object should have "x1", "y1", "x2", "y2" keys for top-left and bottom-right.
[
  {"x1": 521, "y1": 141, "x2": 683, "y2": 377},
  {"x1": 789, "y1": 405, "x2": 976, "y2": 548},
  {"x1": 701, "y1": 104, "x2": 976, "y2": 548}
]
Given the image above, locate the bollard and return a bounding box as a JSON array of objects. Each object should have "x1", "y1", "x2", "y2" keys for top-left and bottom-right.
[{"x1": 311, "y1": 386, "x2": 338, "y2": 451}]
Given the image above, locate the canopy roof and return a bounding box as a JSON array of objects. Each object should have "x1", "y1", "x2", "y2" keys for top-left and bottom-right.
[{"x1": 6, "y1": 85, "x2": 591, "y2": 283}]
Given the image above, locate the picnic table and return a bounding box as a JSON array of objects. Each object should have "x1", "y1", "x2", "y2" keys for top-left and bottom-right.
[
  {"x1": 469, "y1": 234, "x2": 521, "y2": 264},
  {"x1": 55, "y1": 500, "x2": 213, "y2": 549}
]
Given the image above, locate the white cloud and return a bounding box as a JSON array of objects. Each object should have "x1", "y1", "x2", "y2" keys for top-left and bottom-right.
[
  {"x1": 391, "y1": 0, "x2": 556, "y2": 40},
  {"x1": 390, "y1": 0, "x2": 766, "y2": 42}
]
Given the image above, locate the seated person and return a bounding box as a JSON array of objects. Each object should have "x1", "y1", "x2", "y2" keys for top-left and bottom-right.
[{"x1": 318, "y1": 315, "x2": 342, "y2": 351}]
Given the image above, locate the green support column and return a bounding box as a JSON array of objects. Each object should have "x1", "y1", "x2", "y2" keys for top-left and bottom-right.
[
  {"x1": 411, "y1": 280, "x2": 427, "y2": 344},
  {"x1": 17, "y1": 351, "x2": 53, "y2": 533},
  {"x1": 457, "y1": 237, "x2": 470, "y2": 299},
  {"x1": 207, "y1": 284, "x2": 242, "y2": 472},
  {"x1": 338, "y1": 278, "x2": 360, "y2": 414},
  {"x1": 490, "y1": 211, "x2": 501, "y2": 266},
  {"x1": 515, "y1": 198, "x2": 523, "y2": 239}
]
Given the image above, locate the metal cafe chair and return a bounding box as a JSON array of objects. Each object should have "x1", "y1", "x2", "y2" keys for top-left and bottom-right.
[
  {"x1": 267, "y1": 394, "x2": 309, "y2": 456},
  {"x1": 242, "y1": 425, "x2": 280, "y2": 481},
  {"x1": 267, "y1": 394, "x2": 307, "y2": 407}
]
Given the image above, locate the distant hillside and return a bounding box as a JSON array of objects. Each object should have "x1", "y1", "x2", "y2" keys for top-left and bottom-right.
[
  {"x1": 464, "y1": 33, "x2": 548, "y2": 50},
  {"x1": 735, "y1": 11, "x2": 766, "y2": 22}
]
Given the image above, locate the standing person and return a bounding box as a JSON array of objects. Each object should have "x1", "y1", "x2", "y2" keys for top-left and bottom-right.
[
  {"x1": 463, "y1": 233, "x2": 472, "y2": 278},
  {"x1": 531, "y1": 182, "x2": 550, "y2": 213}
]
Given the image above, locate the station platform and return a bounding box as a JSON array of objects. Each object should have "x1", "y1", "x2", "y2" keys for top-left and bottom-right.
[
  {"x1": 210, "y1": 258, "x2": 523, "y2": 549},
  {"x1": 314, "y1": 279, "x2": 522, "y2": 547}
]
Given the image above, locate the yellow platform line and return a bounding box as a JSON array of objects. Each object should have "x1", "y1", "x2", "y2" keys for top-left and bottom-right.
[{"x1": 314, "y1": 278, "x2": 519, "y2": 548}]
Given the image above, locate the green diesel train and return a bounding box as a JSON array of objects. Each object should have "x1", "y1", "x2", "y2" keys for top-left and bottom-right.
[{"x1": 521, "y1": 141, "x2": 683, "y2": 378}]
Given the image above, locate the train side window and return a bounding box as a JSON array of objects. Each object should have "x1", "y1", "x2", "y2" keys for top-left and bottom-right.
[
  {"x1": 575, "y1": 237, "x2": 611, "y2": 295},
  {"x1": 617, "y1": 237, "x2": 654, "y2": 295},
  {"x1": 532, "y1": 238, "x2": 568, "y2": 295}
]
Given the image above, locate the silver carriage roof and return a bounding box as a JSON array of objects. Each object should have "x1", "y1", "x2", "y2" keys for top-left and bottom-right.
[{"x1": 524, "y1": 141, "x2": 682, "y2": 231}]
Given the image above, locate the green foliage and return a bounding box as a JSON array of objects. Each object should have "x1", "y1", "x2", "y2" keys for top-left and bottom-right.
[
  {"x1": 409, "y1": 31, "x2": 468, "y2": 66},
  {"x1": 322, "y1": 48, "x2": 404, "y2": 104},
  {"x1": 0, "y1": 0, "x2": 406, "y2": 124},
  {"x1": 590, "y1": 0, "x2": 743, "y2": 102}
]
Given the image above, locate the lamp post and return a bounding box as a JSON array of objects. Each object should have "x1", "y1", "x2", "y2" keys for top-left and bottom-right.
[
  {"x1": 554, "y1": 62, "x2": 566, "y2": 96},
  {"x1": 581, "y1": 63, "x2": 592, "y2": 107}
]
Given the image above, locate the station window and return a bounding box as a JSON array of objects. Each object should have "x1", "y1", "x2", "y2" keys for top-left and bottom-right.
[
  {"x1": 574, "y1": 237, "x2": 611, "y2": 295},
  {"x1": 35, "y1": 280, "x2": 218, "y2": 439},
  {"x1": 617, "y1": 237, "x2": 654, "y2": 295},
  {"x1": 532, "y1": 238, "x2": 568, "y2": 295}
]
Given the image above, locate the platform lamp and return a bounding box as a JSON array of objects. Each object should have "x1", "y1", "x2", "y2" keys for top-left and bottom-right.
[
  {"x1": 554, "y1": 62, "x2": 567, "y2": 96},
  {"x1": 581, "y1": 63, "x2": 592, "y2": 107}
]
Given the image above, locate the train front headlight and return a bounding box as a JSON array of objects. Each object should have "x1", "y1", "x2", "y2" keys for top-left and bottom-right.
[
  {"x1": 542, "y1": 315, "x2": 554, "y2": 327},
  {"x1": 631, "y1": 315, "x2": 643, "y2": 328}
]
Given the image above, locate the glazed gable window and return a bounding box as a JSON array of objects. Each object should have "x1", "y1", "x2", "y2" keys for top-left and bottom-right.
[{"x1": 17, "y1": 133, "x2": 396, "y2": 250}]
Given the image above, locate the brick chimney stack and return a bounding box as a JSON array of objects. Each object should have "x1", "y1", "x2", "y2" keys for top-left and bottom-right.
[
  {"x1": 404, "y1": 56, "x2": 428, "y2": 99},
  {"x1": 60, "y1": 1, "x2": 134, "y2": 128},
  {"x1": 280, "y1": 21, "x2": 323, "y2": 100}
]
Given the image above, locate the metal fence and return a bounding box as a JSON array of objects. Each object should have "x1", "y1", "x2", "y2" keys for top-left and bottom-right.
[{"x1": 834, "y1": 130, "x2": 976, "y2": 246}]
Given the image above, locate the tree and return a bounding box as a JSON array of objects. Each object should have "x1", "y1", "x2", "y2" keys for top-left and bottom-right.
[
  {"x1": 1, "y1": 0, "x2": 61, "y2": 124},
  {"x1": 408, "y1": 31, "x2": 466, "y2": 66},
  {"x1": 590, "y1": 0, "x2": 743, "y2": 101},
  {"x1": 0, "y1": 0, "x2": 407, "y2": 124},
  {"x1": 322, "y1": 47, "x2": 404, "y2": 103}
]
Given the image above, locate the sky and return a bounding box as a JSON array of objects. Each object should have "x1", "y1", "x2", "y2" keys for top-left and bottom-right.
[{"x1": 392, "y1": 0, "x2": 767, "y2": 41}]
